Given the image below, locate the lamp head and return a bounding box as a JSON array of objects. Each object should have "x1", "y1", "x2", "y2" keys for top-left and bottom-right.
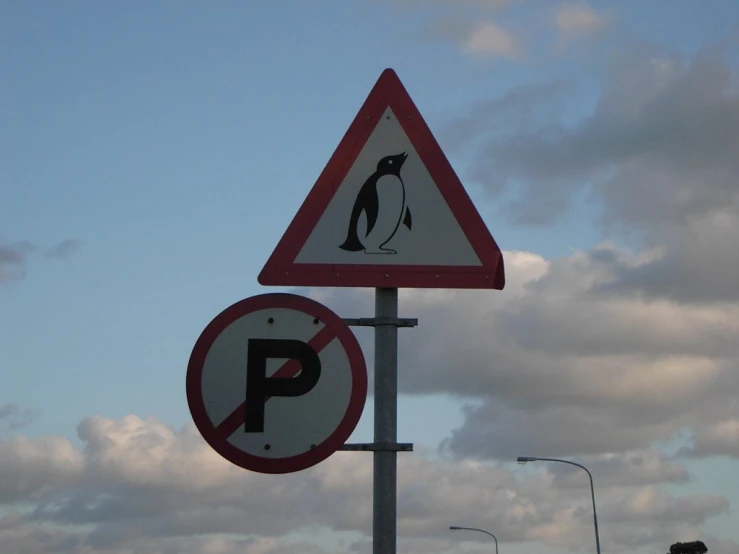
[{"x1": 517, "y1": 456, "x2": 536, "y2": 464}]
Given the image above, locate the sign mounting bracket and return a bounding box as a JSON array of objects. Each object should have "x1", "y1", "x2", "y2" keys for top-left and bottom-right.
[
  {"x1": 342, "y1": 317, "x2": 418, "y2": 328},
  {"x1": 339, "y1": 442, "x2": 414, "y2": 452}
]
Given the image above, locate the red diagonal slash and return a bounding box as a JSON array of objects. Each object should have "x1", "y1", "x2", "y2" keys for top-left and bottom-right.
[{"x1": 215, "y1": 326, "x2": 336, "y2": 439}]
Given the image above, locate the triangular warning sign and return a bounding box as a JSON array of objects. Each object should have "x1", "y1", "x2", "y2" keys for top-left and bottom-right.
[{"x1": 258, "y1": 68, "x2": 505, "y2": 290}]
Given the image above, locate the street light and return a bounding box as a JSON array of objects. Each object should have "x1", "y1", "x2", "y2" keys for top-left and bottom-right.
[
  {"x1": 517, "y1": 456, "x2": 601, "y2": 554},
  {"x1": 449, "y1": 525, "x2": 499, "y2": 554}
]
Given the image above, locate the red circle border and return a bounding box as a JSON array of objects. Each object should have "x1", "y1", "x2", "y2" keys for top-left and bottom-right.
[{"x1": 186, "y1": 293, "x2": 368, "y2": 474}]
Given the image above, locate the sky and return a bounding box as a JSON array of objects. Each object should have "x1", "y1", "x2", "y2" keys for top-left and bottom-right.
[{"x1": 2, "y1": 0, "x2": 739, "y2": 553}]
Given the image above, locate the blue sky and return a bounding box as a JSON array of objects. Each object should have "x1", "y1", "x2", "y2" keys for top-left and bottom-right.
[
  {"x1": 2, "y1": 2, "x2": 739, "y2": 554},
  {"x1": 1, "y1": 0, "x2": 606, "y2": 437}
]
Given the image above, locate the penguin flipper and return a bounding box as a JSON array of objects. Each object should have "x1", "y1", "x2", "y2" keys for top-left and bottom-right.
[{"x1": 403, "y1": 206, "x2": 412, "y2": 230}]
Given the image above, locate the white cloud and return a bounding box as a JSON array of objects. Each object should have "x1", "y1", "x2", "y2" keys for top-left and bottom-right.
[
  {"x1": 426, "y1": 16, "x2": 523, "y2": 59},
  {"x1": 0, "y1": 238, "x2": 81, "y2": 284},
  {"x1": 446, "y1": 43, "x2": 739, "y2": 311},
  {"x1": 464, "y1": 46, "x2": 739, "y2": 224},
  {"x1": 682, "y1": 419, "x2": 739, "y2": 458},
  {"x1": 462, "y1": 21, "x2": 522, "y2": 58},
  {"x1": 44, "y1": 238, "x2": 82, "y2": 260},
  {"x1": 307, "y1": 241, "x2": 739, "y2": 466},
  {"x1": 0, "y1": 240, "x2": 34, "y2": 284},
  {"x1": 0, "y1": 415, "x2": 730, "y2": 553},
  {"x1": 393, "y1": 0, "x2": 514, "y2": 10},
  {"x1": 554, "y1": 1, "x2": 609, "y2": 38},
  {"x1": 0, "y1": 404, "x2": 36, "y2": 432},
  {"x1": 0, "y1": 435, "x2": 83, "y2": 503}
]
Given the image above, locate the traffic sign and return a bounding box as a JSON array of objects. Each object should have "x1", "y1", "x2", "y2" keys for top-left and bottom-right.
[
  {"x1": 186, "y1": 293, "x2": 367, "y2": 474},
  {"x1": 258, "y1": 68, "x2": 505, "y2": 290}
]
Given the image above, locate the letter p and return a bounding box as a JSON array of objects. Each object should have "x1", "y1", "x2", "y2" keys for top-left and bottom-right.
[{"x1": 244, "y1": 338, "x2": 321, "y2": 433}]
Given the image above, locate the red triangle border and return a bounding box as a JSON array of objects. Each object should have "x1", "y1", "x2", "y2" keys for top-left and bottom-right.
[{"x1": 258, "y1": 68, "x2": 505, "y2": 290}]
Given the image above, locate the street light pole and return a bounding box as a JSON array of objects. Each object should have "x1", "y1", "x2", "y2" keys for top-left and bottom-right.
[
  {"x1": 517, "y1": 456, "x2": 601, "y2": 554},
  {"x1": 449, "y1": 525, "x2": 499, "y2": 554}
]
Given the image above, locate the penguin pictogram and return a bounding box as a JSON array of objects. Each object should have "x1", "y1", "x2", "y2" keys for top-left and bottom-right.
[{"x1": 339, "y1": 152, "x2": 412, "y2": 254}]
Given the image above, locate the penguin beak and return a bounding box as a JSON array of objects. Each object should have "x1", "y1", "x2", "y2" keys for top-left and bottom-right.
[{"x1": 399, "y1": 152, "x2": 408, "y2": 166}]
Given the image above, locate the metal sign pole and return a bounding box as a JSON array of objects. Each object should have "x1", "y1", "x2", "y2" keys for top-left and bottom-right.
[
  {"x1": 340, "y1": 289, "x2": 416, "y2": 553},
  {"x1": 374, "y1": 286, "x2": 398, "y2": 554}
]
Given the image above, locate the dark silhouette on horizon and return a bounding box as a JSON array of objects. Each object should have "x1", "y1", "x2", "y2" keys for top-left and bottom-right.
[{"x1": 668, "y1": 540, "x2": 708, "y2": 554}]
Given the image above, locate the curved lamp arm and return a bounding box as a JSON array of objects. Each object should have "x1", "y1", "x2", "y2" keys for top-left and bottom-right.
[
  {"x1": 517, "y1": 456, "x2": 601, "y2": 554},
  {"x1": 449, "y1": 526, "x2": 498, "y2": 554}
]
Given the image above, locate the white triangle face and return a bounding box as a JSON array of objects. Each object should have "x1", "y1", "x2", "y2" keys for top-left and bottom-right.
[{"x1": 294, "y1": 107, "x2": 482, "y2": 267}]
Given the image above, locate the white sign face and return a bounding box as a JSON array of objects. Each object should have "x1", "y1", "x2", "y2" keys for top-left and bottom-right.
[
  {"x1": 186, "y1": 293, "x2": 367, "y2": 474},
  {"x1": 294, "y1": 107, "x2": 482, "y2": 267},
  {"x1": 258, "y1": 67, "x2": 506, "y2": 290}
]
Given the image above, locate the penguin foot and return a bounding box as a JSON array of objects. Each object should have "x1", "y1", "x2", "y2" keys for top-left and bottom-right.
[
  {"x1": 364, "y1": 248, "x2": 397, "y2": 255},
  {"x1": 339, "y1": 236, "x2": 365, "y2": 252}
]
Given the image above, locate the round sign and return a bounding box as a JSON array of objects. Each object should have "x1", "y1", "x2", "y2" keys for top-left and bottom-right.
[{"x1": 186, "y1": 293, "x2": 367, "y2": 474}]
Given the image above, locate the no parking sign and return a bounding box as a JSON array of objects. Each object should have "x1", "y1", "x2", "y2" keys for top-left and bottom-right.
[{"x1": 186, "y1": 293, "x2": 367, "y2": 474}]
